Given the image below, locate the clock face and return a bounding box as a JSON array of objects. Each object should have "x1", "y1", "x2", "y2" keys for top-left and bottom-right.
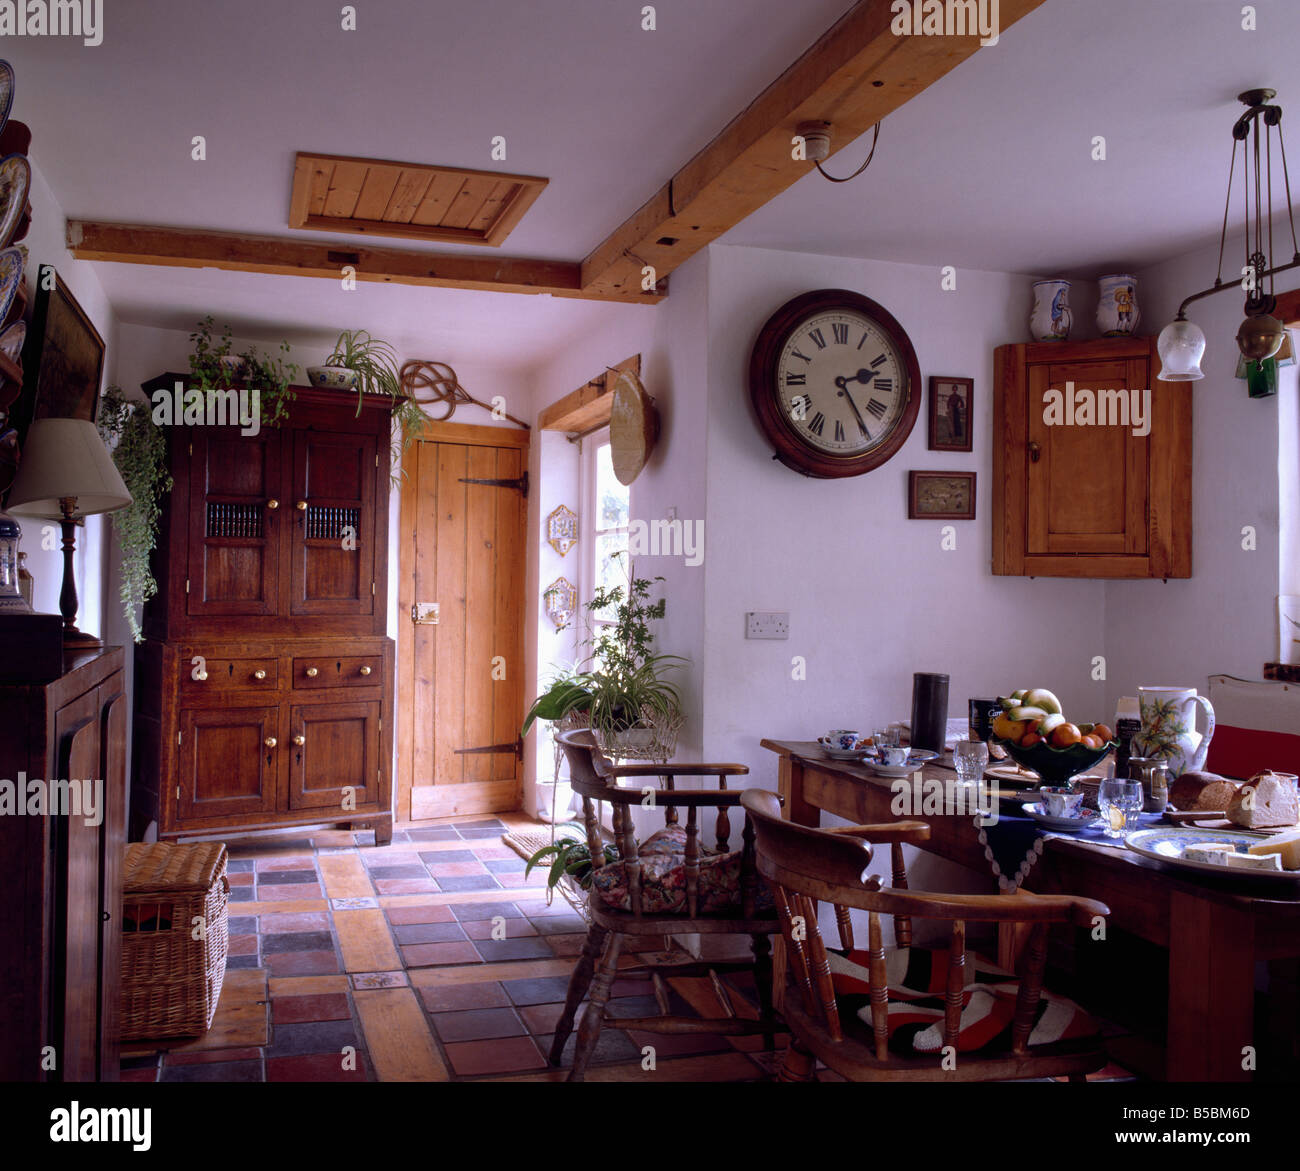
[{"x1": 749, "y1": 290, "x2": 921, "y2": 478}]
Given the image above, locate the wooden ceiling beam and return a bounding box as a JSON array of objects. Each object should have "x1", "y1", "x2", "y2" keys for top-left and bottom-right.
[
  {"x1": 580, "y1": 0, "x2": 1049, "y2": 299},
  {"x1": 65, "y1": 220, "x2": 662, "y2": 303}
]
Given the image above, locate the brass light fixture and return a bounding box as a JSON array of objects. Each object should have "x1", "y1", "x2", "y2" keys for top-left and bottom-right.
[{"x1": 1158, "y1": 89, "x2": 1300, "y2": 381}]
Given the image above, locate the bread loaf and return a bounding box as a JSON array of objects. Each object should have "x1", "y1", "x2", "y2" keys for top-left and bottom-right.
[
  {"x1": 1169, "y1": 770, "x2": 1240, "y2": 812},
  {"x1": 1226, "y1": 771, "x2": 1300, "y2": 829}
]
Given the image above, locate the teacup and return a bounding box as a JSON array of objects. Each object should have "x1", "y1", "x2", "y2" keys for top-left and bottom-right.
[
  {"x1": 879, "y1": 744, "x2": 911, "y2": 767},
  {"x1": 1038, "y1": 786, "x2": 1084, "y2": 818},
  {"x1": 827, "y1": 729, "x2": 860, "y2": 752}
]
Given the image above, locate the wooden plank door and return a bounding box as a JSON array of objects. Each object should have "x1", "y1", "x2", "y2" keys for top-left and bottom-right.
[{"x1": 398, "y1": 422, "x2": 528, "y2": 821}]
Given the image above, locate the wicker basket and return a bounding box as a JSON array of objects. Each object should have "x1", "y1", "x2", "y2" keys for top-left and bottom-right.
[{"x1": 120, "y1": 841, "x2": 230, "y2": 1040}]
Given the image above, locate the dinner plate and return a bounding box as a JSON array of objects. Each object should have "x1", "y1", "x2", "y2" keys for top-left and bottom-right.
[
  {"x1": 1125, "y1": 826, "x2": 1300, "y2": 882},
  {"x1": 984, "y1": 764, "x2": 1044, "y2": 788},
  {"x1": 868, "y1": 749, "x2": 939, "y2": 777},
  {"x1": 1021, "y1": 802, "x2": 1099, "y2": 832},
  {"x1": 0, "y1": 154, "x2": 28, "y2": 250}
]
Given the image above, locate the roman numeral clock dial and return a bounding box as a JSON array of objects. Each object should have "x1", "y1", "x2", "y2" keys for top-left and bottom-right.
[{"x1": 749, "y1": 290, "x2": 922, "y2": 479}]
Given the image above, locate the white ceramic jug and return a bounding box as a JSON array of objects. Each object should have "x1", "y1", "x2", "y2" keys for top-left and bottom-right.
[{"x1": 1130, "y1": 686, "x2": 1216, "y2": 779}]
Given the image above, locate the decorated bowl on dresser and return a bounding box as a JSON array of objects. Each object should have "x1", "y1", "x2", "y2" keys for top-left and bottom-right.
[{"x1": 307, "y1": 365, "x2": 360, "y2": 391}]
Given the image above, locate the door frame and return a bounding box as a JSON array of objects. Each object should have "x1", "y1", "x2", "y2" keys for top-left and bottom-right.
[{"x1": 396, "y1": 419, "x2": 531, "y2": 822}]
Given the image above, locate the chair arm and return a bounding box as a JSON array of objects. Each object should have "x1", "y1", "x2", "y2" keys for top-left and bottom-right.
[
  {"x1": 594, "y1": 786, "x2": 746, "y2": 808},
  {"x1": 596, "y1": 762, "x2": 750, "y2": 778},
  {"x1": 825, "y1": 820, "x2": 931, "y2": 844}
]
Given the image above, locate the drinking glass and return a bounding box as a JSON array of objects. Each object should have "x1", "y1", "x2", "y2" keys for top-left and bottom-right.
[
  {"x1": 873, "y1": 726, "x2": 900, "y2": 749},
  {"x1": 954, "y1": 739, "x2": 989, "y2": 786},
  {"x1": 1097, "y1": 778, "x2": 1143, "y2": 838}
]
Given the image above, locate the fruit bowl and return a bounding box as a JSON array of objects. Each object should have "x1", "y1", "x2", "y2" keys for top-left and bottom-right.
[{"x1": 991, "y1": 736, "x2": 1117, "y2": 789}]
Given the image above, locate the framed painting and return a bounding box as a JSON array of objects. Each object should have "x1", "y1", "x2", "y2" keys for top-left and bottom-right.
[
  {"x1": 928, "y1": 376, "x2": 973, "y2": 452},
  {"x1": 908, "y1": 470, "x2": 976, "y2": 520},
  {"x1": 17, "y1": 264, "x2": 104, "y2": 439}
]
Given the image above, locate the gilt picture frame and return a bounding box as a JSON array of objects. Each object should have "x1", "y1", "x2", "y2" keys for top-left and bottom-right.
[
  {"x1": 908, "y1": 470, "x2": 976, "y2": 520},
  {"x1": 928, "y1": 376, "x2": 973, "y2": 452}
]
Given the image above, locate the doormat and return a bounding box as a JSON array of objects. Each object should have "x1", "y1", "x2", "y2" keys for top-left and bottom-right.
[{"x1": 501, "y1": 830, "x2": 588, "y2": 917}]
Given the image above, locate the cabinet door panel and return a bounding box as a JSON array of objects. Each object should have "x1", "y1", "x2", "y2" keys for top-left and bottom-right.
[
  {"x1": 290, "y1": 431, "x2": 376, "y2": 616},
  {"x1": 288, "y1": 701, "x2": 380, "y2": 811},
  {"x1": 187, "y1": 431, "x2": 282, "y2": 616},
  {"x1": 178, "y1": 706, "x2": 281, "y2": 821},
  {"x1": 1026, "y1": 360, "x2": 1149, "y2": 556}
]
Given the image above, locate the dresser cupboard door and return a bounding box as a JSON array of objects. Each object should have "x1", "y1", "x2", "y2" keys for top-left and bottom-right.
[
  {"x1": 1025, "y1": 358, "x2": 1150, "y2": 558},
  {"x1": 186, "y1": 429, "x2": 282, "y2": 617},
  {"x1": 287, "y1": 701, "x2": 380, "y2": 811},
  {"x1": 97, "y1": 685, "x2": 126, "y2": 1081},
  {"x1": 289, "y1": 430, "x2": 377, "y2": 616},
  {"x1": 178, "y1": 706, "x2": 282, "y2": 821}
]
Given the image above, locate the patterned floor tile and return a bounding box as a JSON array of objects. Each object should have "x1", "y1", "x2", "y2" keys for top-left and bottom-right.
[
  {"x1": 331, "y1": 896, "x2": 378, "y2": 910},
  {"x1": 351, "y1": 971, "x2": 409, "y2": 990}
]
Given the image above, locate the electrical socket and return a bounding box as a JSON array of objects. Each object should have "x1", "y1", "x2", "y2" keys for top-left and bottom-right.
[{"x1": 745, "y1": 611, "x2": 789, "y2": 640}]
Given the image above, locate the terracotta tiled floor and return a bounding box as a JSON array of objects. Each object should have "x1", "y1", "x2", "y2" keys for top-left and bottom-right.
[{"x1": 118, "y1": 811, "x2": 1138, "y2": 1084}]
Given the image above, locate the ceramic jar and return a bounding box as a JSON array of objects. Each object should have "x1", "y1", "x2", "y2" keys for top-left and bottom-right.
[
  {"x1": 1130, "y1": 686, "x2": 1216, "y2": 780},
  {"x1": 1030, "y1": 279, "x2": 1072, "y2": 342},
  {"x1": 1097, "y1": 274, "x2": 1140, "y2": 336}
]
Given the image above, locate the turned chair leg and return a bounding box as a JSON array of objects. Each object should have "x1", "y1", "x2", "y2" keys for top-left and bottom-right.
[
  {"x1": 549, "y1": 924, "x2": 608, "y2": 1066},
  {"x1": 778, "y1": 1039, "x2": 817, "y2": 1082},
  {"x1": 751, "y1": 932, "x2": 776, "y2": 1051},
  {"x1": 568, "y1": 932, "x2": 623, "y2": 1082}
]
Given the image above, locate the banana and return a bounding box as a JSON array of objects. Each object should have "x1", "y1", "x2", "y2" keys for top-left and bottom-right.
[
  {"x1": 1037, "y1": 713, "x2": 1066, "y2": 735},
  {"x1": 1008, "y1": 705, "x2": 1050, "y2": 723},
  {"x1": 1023, "y1": 688, "x2": 1062, "y2": 715}
]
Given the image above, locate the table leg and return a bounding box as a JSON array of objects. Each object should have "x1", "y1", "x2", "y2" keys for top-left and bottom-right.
[{"x1": 1166, "y1": 891, "x2": 1255, "y2": 1082}]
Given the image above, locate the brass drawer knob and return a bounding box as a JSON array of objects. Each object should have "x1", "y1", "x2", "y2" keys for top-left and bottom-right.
[
  {"x1": 359, "y1": 665, "x2": 372, "y2": 676},
  {"x1": 264, "y1": 737, "x2": 278, "y2": 749},
  {"x1": 266, "y1": 498, "x2": 280, "y2": 510},
  {"x1": 306, "y1": 666, "x2": 319, "y2": 677},
  {"x1": 296, "y1": 501, "x2": 308, "y2": 511},
  {"x1": 292, "y1": 734, "x2": 306, "y2": 747},
  {"x1": 254, "y1": 669, "x2": 267, "y2": 680}
]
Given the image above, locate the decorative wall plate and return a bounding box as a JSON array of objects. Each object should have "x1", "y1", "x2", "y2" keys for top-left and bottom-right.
[
  {"x1": 609, "y1": 369, "x2": 659, "y2": 485},
  {"x1": 0, "y1": 318, "x2": 23, "y2": 362},
  {"x1": 0, "y1": 247, "x2": 22, "y2": 330},
  {"x1": 546, "y1": 504, "x2": 578, "y2": 556},
  {"x1": 0, "y1": 154, "x2": 29, "y2": 250},
  {"x1": 543, "y1": 576, "x2": 577, "y2": 629},
  {"x1": 0, "y1": 63, "x2": 13, "y2": 143}
]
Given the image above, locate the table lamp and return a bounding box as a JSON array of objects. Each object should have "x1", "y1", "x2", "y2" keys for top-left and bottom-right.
[{"x1": 7, "y1": 417, "x2": 131, "y2": 647}]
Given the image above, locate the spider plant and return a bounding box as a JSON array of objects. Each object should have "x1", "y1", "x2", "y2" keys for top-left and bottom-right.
[
  {"x1": 325, "y1": 330, "x2": 402, "y2": 408},
  {"x1": 524, "y1": 824, "x2": 619, "y2": 891}
]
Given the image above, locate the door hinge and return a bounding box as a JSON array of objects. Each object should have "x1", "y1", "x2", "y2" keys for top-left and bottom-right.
[
  {"x1": 378, "y1": 716, "x2": 383, "y2": 732},
  {"x1": 455, "y1": 738, "x2": 524, "y2": 762},
  {"x1": 458, "y1": 471, "x2": 528, "y2": 498},
  {"x1": 177, "y1": 730, "x2": 182, "y2": 745},
  {"x1": 175, "y1": 785, "x2": 181, "y2": 800},
  {"x1": 185, "y1": 578, "x2": 190, "y2": 594},
  {"x1": 375, "y1": 452, "x2": 379, "y2": 468},
  {"x1": 372, "y1": 580, "x2": 376, "y2": 597},
  {"x1": 188, "y1": 441, "x2": 193, "y2": 457}
]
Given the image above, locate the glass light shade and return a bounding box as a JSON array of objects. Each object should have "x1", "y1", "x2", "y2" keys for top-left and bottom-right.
[
  {"x1": 1236, "y1": 313, "x2": 1285, "y2": 362},
  {"x1": 1157, "y1": 318, "x2": 1206, "y2": 381},
  {"x1": 6, "y1": 418, "x2": 131, "y2": 519}
]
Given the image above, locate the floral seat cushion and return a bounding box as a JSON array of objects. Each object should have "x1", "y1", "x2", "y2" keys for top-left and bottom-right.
[
  {"x1": 826, "y1": 944, "x2": 1097, "y2": 1056},
  {"x1": 590, "y1": 825, "x2": 773, "y2": 915}
]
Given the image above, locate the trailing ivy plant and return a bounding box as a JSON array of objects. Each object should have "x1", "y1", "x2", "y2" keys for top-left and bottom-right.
[
  {"x1": 97, "y1": 385, "x2": 172, "y2": 642},
  {"x1": 188, "y1": 316, "x2": 299, "y2": 427}
]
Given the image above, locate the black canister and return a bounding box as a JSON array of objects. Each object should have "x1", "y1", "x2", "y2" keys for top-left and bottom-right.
[
  {"x1": 911, "y1": 672, "x2": 950, "y2": 754},
  {"x1": 968, "y1": 697, "x2": 1001, "y2": 743}
]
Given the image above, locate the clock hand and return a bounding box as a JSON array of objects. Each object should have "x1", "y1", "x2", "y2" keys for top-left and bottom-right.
[
  {"x1": 836, "y1": 383, "x2": 872, "y2": 439},
  {"x1": 835, "y1": 369, "x2": 877, "y2": 389}
]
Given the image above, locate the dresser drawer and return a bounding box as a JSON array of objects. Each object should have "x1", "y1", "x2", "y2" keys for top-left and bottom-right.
[
  {"x1": 292, "y1": 654, "x2": 382, "y2": 689},
  {"x1": 180, "y1": 654, "x2": 279, "y2": 692}
]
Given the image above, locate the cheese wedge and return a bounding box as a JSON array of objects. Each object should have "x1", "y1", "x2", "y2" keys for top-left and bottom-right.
[
  {"x1": 1183, "y1": 843, "x2": 1236, "y2": 865},
  {"x1": 1226, "y1": 851, "x2": 1283, "y2": 871},
  {"x1": 1247, "y1": 827, "x2": 1300, "y2": 870}
]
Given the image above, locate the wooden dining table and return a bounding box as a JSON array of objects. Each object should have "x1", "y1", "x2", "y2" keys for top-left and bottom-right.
[{"x1": 762, "y1": 738, "x2": 1300, "y2": 1082}]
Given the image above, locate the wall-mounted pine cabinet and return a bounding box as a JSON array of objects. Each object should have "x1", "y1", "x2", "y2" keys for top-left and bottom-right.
[{"x1": 992, "y1": 336, "x2": 1192, "y2": 579}]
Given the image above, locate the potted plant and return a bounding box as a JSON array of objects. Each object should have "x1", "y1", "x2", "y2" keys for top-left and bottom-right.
[
  {"x1": 96, "y1": 385, "x2": 173, "y2": 642},
  {"x1": 188, "y1": 316, "x2": 299, "y2": 427},
  {"x1": 524, "y1": 823, "x2": 618, "y2": 892}
]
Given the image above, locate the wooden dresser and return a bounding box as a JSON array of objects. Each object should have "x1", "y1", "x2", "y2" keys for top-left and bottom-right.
[
  {"x1": 132, "y1": 382, "x2": 395, "y2": 845},
  {"x1": 0, "y1": 647, "x2": 126, "y2": 1081}
]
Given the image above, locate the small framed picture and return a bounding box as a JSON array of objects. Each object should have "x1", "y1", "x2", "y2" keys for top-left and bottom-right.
[
  {"x1": 928, "y1": 376, "x2": 973, "y2": 451},
  {"x1": 908, "y1": 471, "x2": 976, "y2": 520}
]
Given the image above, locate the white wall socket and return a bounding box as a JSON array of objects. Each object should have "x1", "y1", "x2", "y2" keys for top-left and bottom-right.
[{"x1": 745, "y1": 611, "x2": 789, "y2": 640}]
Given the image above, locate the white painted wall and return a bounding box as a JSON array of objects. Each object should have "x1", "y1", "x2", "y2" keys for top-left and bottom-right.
[{"x1": 1103, "y1": 242, "x2": 1300, "y2": 712}]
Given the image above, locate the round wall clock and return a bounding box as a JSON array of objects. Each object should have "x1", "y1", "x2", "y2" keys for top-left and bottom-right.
[{"x1": 748, "y1": 288, "x2": 922, "y2": 478}]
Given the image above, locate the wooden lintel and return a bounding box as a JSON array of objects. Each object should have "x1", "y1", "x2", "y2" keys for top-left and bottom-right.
[
  {"x1": 580, "y1": 0, "x2": 1048, "y2": 298},
  {"x1": 538, "y1": 354, "x2": 641, "y2": 432},
  {"x1": 65, "y1": 220, "x2": 664, "y2": 304}
]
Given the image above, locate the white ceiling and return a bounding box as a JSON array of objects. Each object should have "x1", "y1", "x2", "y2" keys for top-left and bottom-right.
[{"x1": 8, "y1": 0, "x2": 1300, "y2": 369}]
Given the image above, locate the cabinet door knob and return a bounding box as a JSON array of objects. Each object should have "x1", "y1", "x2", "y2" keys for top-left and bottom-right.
[
  {"x1": 254, "y1": 669, "x2": 267, "y2": 680},
  {"x1": 292, "y1": 734, "x2": 306, "y2": 746},
  {"x1": 264, "y1": 737, "x2": 278, "y2": 749},
  {"x1": 1028, "y1": 441, "x2": 1042, "y2": 463},
  {"x1": 296, "y1": 501, "x2": 308, "y2": 511},
  {"x1": 359, "y1": 665, "x2": 372, "y2": 676},
  {"x1": 306, "y1": 666, "x2": 319, "y2": 677},
  {"x1": 266, "y1": 498, "x2": 280, "y2": 510}
]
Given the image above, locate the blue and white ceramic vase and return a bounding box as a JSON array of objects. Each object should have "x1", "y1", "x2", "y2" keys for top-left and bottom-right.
[
  {"x1": 1030, "y1": 279, "x2": 1073, "y2": 342},
  {"x1": 1097, "y1": 274, "x2": 1140, "y2": 337}
]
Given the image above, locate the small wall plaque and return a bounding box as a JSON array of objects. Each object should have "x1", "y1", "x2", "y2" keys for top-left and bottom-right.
[
  {"x1": 546, "y1": 504, "x2": 578, "y2": 556},
  {"x1": 543, "y1": 577, "x2": 577, "y2": 630}
]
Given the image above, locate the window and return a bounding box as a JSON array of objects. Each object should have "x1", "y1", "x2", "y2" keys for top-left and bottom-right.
[{"x1": 582, "y1": 431, "x2": 630, "y2": 638}]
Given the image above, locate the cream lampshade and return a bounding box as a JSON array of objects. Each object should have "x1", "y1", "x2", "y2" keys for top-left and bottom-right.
[{"x1": 7, "y1": 417, "x2": 131, "y2": 646}]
